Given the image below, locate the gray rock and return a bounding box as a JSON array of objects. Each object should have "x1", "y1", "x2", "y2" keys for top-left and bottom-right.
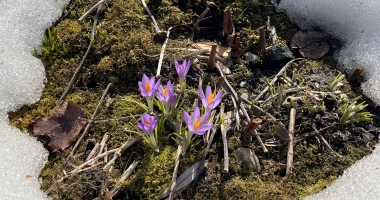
[
  {"x1": 243, "y1": 52, "x2": 260, "y2": 67},
  {"x1": 267, "y1": 45, "x2": 293, "y2": 64}
]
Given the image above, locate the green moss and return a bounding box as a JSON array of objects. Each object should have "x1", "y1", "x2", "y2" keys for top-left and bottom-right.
[{"x1": 124, "y1": 146, "x2": 176, "y2": 199}]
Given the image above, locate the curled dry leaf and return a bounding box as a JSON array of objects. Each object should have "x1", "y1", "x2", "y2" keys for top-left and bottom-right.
[
  {"x1": 291, "y1": 31, "x2": 330, "y2": 59},
  {"x1": 28, "y1": 101, "x2": 84, "y2": 152}
]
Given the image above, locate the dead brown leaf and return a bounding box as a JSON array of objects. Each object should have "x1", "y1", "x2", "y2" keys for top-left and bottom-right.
[
  {"x1": 29, "y1": 101, "x2": 84, "y2": 152},
  {"x1": 291, "y1": 31, "x2": 330, "y2": 59}
]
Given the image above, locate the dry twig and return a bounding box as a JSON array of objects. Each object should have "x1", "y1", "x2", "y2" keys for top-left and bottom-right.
[
  {"x1": 169, "y1": 145, "x2": 182, "y2": 200},
  {"x1": 188, "y1": 8, "x2": 210, "y2": 44},
  {"x1": 220, "y1": 103, "x2": 229, "y2": 172},
  {"x1": 110, "y1": 161, "x2": 139, "y2": 198},
  {"x1": 67, "y1": 83, "x2": 112, "y2": 161},
  {"x1": 103, "y1": 135, "x2": 142, "y2": 170},
  {"x1": 59, "y1": 4, "x2": 104, "y2": 104},
  {"x1": 286, "y1": 108, "x2": 296, "y2": 176},
  {"x1": 254, "y1": 58, "x2": 304, "y2": 101}
]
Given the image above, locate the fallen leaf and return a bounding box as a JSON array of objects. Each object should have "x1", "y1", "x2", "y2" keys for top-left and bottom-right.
[
  {"x1": 291, "y1": 31, "x2": 330, "y2": 59},
  {"x1": 159, "y1": 161, "x2": 207, "y2": 199},
  {"x1": 276, "y1": 127, "x2": 290, "y2": 142},
  {"x1": 29, "y1": 101, "x2": 84, "y2": 152},
  {"x1": 26, "y1": 175, "x2": 32, "y2": 178}
]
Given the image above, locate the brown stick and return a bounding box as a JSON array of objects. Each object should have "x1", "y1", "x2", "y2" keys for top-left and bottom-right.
[
  {"x1": 156, "y1": 27, "x2": 173, "y2": 77},
  {"x1": 218, "y1": 76, "x2": 268, "y2": 152},
  {"x1": 207, "y1": 44, "x2": 217, "y2": 71},
  {"x1": 140, "y1": 0, "x2": 161, "y2": 33},
  {"x1": 239, "y1": 96, "x2": 277, "y2": 121},
  {"x1": 286, "y1": 108, "x2": 296, "y2": 176},
  {"x1": 169, "y1": 145, "x2": 182, "y2": 200},
  {"x1": 103, "y1": 135, "x2": 142, "y2": 170},
  {"x1": 67, "y1": 83, "x2": 112, "y2": 161},
  {"x1": 110, "y1": 161, "x2": 139, "y2": 198},
  {"x1": 241, "y1": 118, "x2": 262, "y2": 147},
  {"x1": 85, "y1": 142, "x2": 100, "y2": 161},
  {"x1": 79, "y1": 114, "x2": 141, "y2": 124},
  {"x1": 97, "y1": 134, "x2": 109, "y2": 157},
  {"x1": 188, "y1": 8, "x2": 210, "y2": 44},
  {"x1": 58, "y1": 4, "x2": 104, "y2": 104},
  {"x1": 220, "y1": 103, "x2": 229, "y2": 172},
  {"x1": 312, "y1": 122, "x2": 339, "y2": 156},
  {"x1": 258, "y1": 27, "x2": 266, "y2": 57},
  {"x1": 254, "y1": 58, "x2": 304, "y2": 101},
  {"x1": 222, "y1": 6, "x2": 234, "y2": 41}
]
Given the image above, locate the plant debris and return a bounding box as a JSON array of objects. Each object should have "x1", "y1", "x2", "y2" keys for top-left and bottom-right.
[
  {"x1": 291, "y1": 30, "x2": 331, "y2": 59},
  {"x1": 28, "y1": 101, "x2": 84, "y2": 152}
]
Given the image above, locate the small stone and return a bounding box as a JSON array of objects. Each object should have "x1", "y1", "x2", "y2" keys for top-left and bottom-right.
[
  {"x1": 240, "y1": 81, "x2": 247, "y2": 88},
  {"x1": 267, "y1": 45, "x2": 293, "y2": 64},
  {"x1": 243, "y1": 52, "x2": 260, "y2": 67},
  {"x1": 235, "y1": 147, "x2": 261, "y2": 172},
  {"x1": 241, "y1": 92, "x2": 249, "y2": 100}
]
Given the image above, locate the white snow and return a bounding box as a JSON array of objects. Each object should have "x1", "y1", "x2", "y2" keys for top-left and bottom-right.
[
  {"x1": 273, "y1": 0, "x2": 380, "y2": 199},
  {"x1": 275, "y1": 0, "x2": 380, "y2": 106},
  {"x1": 0, "y1": 0, "x2": 68, "y2": 199}
]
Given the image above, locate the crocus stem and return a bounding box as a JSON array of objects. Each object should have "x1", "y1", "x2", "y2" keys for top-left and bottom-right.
[
  {"x1": 146, "y1": 97, "x2": 153, "y2": 112},
  {"x1": 180, "y1": 79, "x2": 186, "y2": 93},
  {"x1": 182, "y1": 131, "x2": 193, "y2": 155},
  {"x1": 149, "y1": 134, "x2": 159, "y2": 152}
]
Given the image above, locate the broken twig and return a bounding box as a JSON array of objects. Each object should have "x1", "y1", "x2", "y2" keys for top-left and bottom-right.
[
  {"x1": 286, "y1": 108, "x2": 296, "y2": 176},
  {"x1": 68, "y1": 83, "x2": 112, "y2": 161}
]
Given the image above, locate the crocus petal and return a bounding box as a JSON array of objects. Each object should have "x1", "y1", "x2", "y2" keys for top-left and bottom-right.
[
  {"x1": 183, "y1": 110, "x2": 191, "y2": 126},
  {"x1": 205, "y1": 86, "x2": 212, "y2": 101},
  {"x1": 184, "y1": 59, "x2": 190, "y2": 74},
  {"x1": 138, "y1": 81, "x2": 147, "y2": 97},
  {"x1": 193, "y1": 124, "x2": 213, "y2": 135},
  {"x1": 137, "y1": 122, "x2": 144, "y2": 130},
  {"x1": 199, "y1": 87, "x2": 207, "y2": 108},
  {"x1": 200, "y1": 110, "x2": 212, "y2": 124},
  {"x1": 142, "y1": 74, "x2": 149, "y2": 85},
  {"x1": 192, "y1": 107, "x2": 201, "y2": 124},
  {"x1": 153, "y1": 79, "x2": 161, "y2": 90}
]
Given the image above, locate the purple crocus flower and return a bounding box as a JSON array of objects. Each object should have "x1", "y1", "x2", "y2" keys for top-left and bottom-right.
[
  {"x1": 174, "y1": 59, "x2": 191, "y2": 91},
  {"x1": 199, "y1": 86, "x2": 224, "y2": 112},
  {"x1": 155, "y1": 80, "x2": 177, "y2": 113},
  {"x1": 138, "y1": 74, "x2": 161, "y2": 111},
  {"x1": 183, "y1": 107, "x2": 213, "y2": 136},
  {"x1": 137, "y1": 113, "x2": 159, "y2": 151},
  {"x1": 137, "y1": 113, "x2": 158, "y2": 135}
]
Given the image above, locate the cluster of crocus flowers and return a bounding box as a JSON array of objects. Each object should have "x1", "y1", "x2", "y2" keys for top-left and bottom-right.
[
  {"x1": 136, "y1": 59, "x2": 224, "y2": 154},
  {"x1": 137, "y1": 113, "x2": 159, "y2": 152},
  {"x1": 174, "y1": 59, "x2": 190, "y2": 92},
  {"x1": 138, "y1": 74, "x2": 160, "y2": 112},
  {"x1": 156, "y1": 80, "x2": 177, "y2": 114}
]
